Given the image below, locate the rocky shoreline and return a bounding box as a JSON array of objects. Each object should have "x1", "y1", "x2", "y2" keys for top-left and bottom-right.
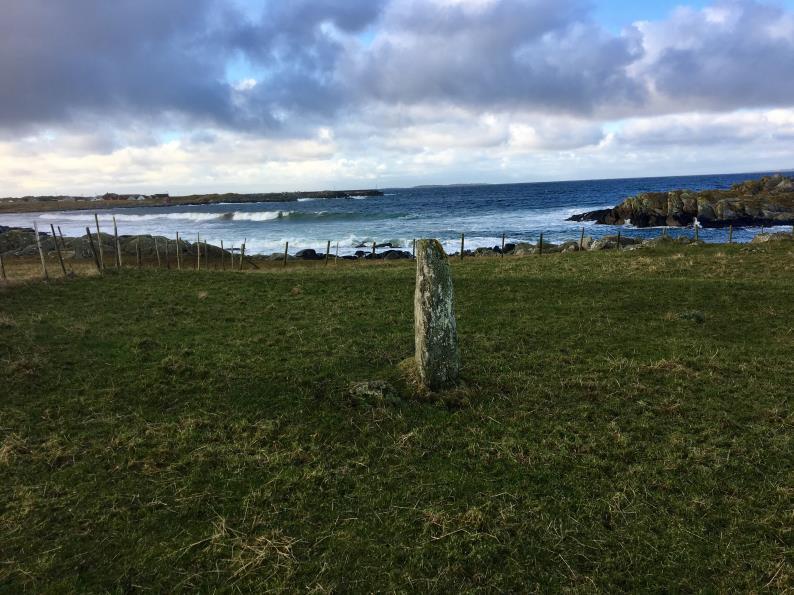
[
  {"x1": 4, "y1": 225, "x2": 792, "y2": 265},
  {"x1": 0, "y1": 226, "x2": 417, "y2": 262},
  {"x1": 568, "y1": 175, "x2": 794, "y2": 228}
]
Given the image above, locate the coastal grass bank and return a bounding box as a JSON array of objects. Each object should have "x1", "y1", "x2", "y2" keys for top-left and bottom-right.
[{"x1": 0, "y1": 242, "x2": 791, "y2": 591}]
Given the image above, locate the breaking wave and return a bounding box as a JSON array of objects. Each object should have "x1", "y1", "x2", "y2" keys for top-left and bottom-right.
[{"x1": 38, "y1": 209, "x2": 404, "y2": 224}]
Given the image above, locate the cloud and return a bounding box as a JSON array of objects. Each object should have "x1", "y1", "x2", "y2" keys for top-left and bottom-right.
[
  {"x1": 4, "y1": 0, "x2": 794, "y2": 132},
  {"x1": 0, "y1": 0, "x2": 387, "y2": 132},
  {"x1": 636, "y1": 0, "x2": 794, "y2": 112},
  {"x1": 0, "y1": 0, "x2": 236, "y2": 130},
  {"x1": 615, "y1": 109, "x2": 794, "y2": 146},
  {"x1": 1, "y1": 0, "x2": 794, "y2": 194},
  {"x1": 345, "y1": 0, "x2": 646, "y2": 116},
  {"x1": 0, "y1": 128, "x2": 341, "y2": 195}
]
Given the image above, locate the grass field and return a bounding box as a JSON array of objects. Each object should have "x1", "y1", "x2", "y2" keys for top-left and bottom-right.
[{"x1": 1, "y1": 244, "x2": 792, "y2": 592}]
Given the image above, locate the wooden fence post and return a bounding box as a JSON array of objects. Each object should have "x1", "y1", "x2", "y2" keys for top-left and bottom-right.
[
  {"x1": 412, "y1": 239, "x2": 416, "y2": 259},
  {"x1": 371, "y1": 241, "x2": 376, "y2": 257},
  {"x1": 695, "y1": 223, "x2": 699, "y2": 241},
  {"x1": 33, "y1": 222, "x2": 49, "y2": 280},
  {"x1": 136, "y1": 237, "x2": 142, "y2": 268},
  {"x1": 239, "y1": 242, "x2": 245, "y2": 271},
  {"x1": 283, "y1": 241, "x2": 289, "y2": 266},
  {"x1": 57, "y1": 226, "x2": 67, "y2": 252},
  {"x1": 176, "y1": 232, "x2": 182, "y2": 270},
  {"x1": 538, "y1": 232, "x2": 544, "y2": 256},
  {"x1": 50, "y1": 224, "x2": 67, "y2": 277},
  {"x1": 220, "y1": 240, "x2": 225, "y2": 270},
  {"x1": 501, "y1": 233, "x2": 506, "y2": 257},
  {"x1": 580, "y1": 227, "x2": 585, "y2": 250},
  {"x1": 94, "y1": 213, "x2": 104, "y2": 271},
  {"x1": 165, "y1": 238, "x2": 170, "y2": 269},
  {"x1": 57, "y1": 227, "x2": 74, "y2": 274},
  {"x1": 154, "y1": 237, "x2": 161, "y2": 268},
  {"x1": 325, "y1": 240, "x2": 331, "y2": 265},
  {"x1": 0, "y1": 254, "x2": 6, "y2": 281},
  {"x1": 86, "y1": 227, "x2": 102, "y2": 273},
  {"x1": 460, "y1": 233, "x2": 465, "y2": 260},
  {"x1": 112, "y1": 217, "x2": 121, "y2": 268},
  {"x1": 196, "y1": 233, "x2": 201, "y2": 271},
  {"x1": 616, "y1": 230, "x2": 621, "y2": 251},
  {"x1": 728, "y1": 225, "x2": 733, "y2": 244},
  {"x1": 335, "y1": 241, "x2": 339, "y2": 264}
]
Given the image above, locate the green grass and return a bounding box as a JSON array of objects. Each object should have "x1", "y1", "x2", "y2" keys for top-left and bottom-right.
[{"x1": 1, "y1": 244, "x2": 792, "y2": 592}]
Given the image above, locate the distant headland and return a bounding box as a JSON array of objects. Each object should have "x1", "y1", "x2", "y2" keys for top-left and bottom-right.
[
  {"x1": 0, "y1": 189, "x2": 384, "y2": 214},
  {"x1": 569, "y1": 175, "x2": 794, "y2": 228}
]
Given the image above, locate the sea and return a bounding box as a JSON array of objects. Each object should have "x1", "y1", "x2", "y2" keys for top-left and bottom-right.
[{"x1": 1, "y1": 171, "x2": 789, "y2": 256}]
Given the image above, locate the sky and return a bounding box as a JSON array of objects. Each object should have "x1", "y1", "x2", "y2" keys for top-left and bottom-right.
[{"x1": 2, "y1": 0, "x2": 794, "y2": 195}]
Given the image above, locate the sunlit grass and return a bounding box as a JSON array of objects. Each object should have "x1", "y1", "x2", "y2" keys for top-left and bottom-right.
[{"x1": 1, "y1": 243, "x2": 792, "y2": 591}]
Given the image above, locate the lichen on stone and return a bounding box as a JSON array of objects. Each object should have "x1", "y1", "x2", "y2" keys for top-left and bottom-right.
[{"x1": 414, "y1": 239, "x2": 460, "y2": 391}]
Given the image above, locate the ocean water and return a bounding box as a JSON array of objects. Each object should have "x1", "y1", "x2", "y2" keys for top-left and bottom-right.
[{"x1": 1, "y1": 171, "x2": 789, "y2": 255}]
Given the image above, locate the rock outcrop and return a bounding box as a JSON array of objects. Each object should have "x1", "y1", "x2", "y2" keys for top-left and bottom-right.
[
  {"x1": 413, "y1": 239, "x2": 460, "y2": 391},
  {"x1": 568, "y1": 175, "x2": 794, "y2": 228}
]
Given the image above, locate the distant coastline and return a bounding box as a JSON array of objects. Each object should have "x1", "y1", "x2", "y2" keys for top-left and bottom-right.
[
  {"x1": 412, "y1": 183, "x2": 492, "y2": 188},
  {"x1": 0, "y1": 189, "x2": 384, "y2": 215}
]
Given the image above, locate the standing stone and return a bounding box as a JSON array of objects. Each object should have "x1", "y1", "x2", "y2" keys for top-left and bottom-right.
[{"x1": 414, "y1": 239, "x2": 460, "y2": 390}]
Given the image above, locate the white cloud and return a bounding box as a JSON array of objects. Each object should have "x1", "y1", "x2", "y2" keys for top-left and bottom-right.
[{"x1": 233, "y1": 78, "x2": 258, "y2": 91}]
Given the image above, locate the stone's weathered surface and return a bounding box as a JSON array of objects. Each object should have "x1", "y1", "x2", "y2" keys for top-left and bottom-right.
[
  {"x1": 414, "y1": 239, "x2": 460, "y2": 391},
  {"x1": 568, "y1": 175, "x2": 794, "y2": 228}
]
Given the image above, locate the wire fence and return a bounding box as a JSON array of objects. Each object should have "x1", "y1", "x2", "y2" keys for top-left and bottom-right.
[{"x1": 1, "y1": 214, "x2": 792, "y2": 283}]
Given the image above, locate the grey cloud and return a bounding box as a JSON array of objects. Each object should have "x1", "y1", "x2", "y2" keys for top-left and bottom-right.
[
  {"x1": 0, "y1": 0, "x2": 387, "y2": 132},
  {"x1": 347, "y1": 0, "x2": 646, "y2": 115},
  {"x1": 3, "y1": 0, "x2": 794, "y2": 140},
  {"x1": 645, "y1": 1, "x2": 794, "y2": 111},
  {"x1": 227, "y1": 0, "x2": 389, "y2": 119},
  {"x1": 0, "y1": 0, "x2": 235, "y2": 129}
]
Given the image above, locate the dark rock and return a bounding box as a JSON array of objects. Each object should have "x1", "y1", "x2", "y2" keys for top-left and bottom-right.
[
  {"x1": 295, "y1": 249, "x2": 322, "y2": 260},
  {"x1": 0, "y1": 228, "x2": 39, "y2": 254},
  {"x1": 355, "y1": 241, "x2": 395, "y2": 249},
  {"x1": 568, "y1": 175, "x2": 794, "y2": 228},
  {"x1": 382, "y1": 250, "x2": 412, "y2": 260}
]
